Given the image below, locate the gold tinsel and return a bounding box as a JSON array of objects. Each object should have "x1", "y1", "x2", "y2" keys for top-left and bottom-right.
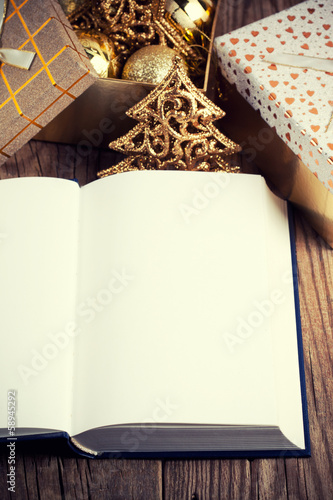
[{"x1": 97, "y1": 56, "x2": 241, "y2": 178}]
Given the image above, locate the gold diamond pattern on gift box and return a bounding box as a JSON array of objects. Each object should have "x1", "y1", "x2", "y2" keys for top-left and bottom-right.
[{"x1": 0, "y1": 0, "x2": 95, "y2": 164}]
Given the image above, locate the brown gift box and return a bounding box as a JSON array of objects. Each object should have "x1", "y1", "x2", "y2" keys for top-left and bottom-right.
[{"x1": 0, "y1": 0, "x2": 96, "y2": 165}]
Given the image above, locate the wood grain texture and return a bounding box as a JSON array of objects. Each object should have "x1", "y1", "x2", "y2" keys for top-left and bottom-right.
[{"x1": 1, "y1": 1, "x2": 332, "y2": 499}]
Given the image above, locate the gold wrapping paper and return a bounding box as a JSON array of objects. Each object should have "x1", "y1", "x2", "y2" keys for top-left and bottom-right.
[{"x1": 0, "y1": 0, "x2": 35, "y2": 69}]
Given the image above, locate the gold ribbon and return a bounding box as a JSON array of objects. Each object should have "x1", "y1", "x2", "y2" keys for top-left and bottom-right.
[
  {"x1": 265, "y1": 53, "x2": 333, "y2": 73},
  {"x1": 0, "y1": 0, "x2": 35, "y2": 69},
  {"x1": 264, "y1": 53, "x2": 333, "y2": 133}
]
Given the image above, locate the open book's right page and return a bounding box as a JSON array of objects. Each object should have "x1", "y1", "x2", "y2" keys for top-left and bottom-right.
[
  {"x1": 71, "y1": 171, "x2": 304, "y2": 449},
  {"x1": 263, "y1": 185, "x2": 305, "y2": 449}
]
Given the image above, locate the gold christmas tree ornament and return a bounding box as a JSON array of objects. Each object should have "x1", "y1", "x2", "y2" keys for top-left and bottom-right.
[{"x1": 97, "y1": 56, "x2": 241, "y2": 178}]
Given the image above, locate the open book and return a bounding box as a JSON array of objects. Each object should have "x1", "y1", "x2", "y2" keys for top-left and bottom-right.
[{"x1": 0, "y1": 170, "x2": 309, "y2": 458}]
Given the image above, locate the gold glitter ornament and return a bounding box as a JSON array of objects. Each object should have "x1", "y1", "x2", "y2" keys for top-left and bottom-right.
[
  {"x1": 122, "y1": 45, "x2": 187, "y2": 84},
  {"x1": 97, "y1": 56, "x2": 241, "y2": 178}
]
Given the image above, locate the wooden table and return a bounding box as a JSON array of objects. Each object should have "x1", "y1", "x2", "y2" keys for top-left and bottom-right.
[{"x1": 1, "y1": 1, "x2": 332, "y2": 498}]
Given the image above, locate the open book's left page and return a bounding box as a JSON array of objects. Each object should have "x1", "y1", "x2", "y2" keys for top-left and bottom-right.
[{"x1": 0, "y1": 178, "x2": 80, "y2": 434}]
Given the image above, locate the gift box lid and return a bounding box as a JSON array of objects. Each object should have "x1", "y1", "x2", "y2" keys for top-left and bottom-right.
[
  {"x1": 215, "y1": 0, "x2": 333, "y2": 193},
  {"x1": 0, "y1": 0, "x2": 97, "y2": 166}
]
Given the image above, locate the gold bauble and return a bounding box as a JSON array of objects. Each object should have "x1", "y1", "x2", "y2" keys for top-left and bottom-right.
[
  {"x1": 121, "y1": 45, "x2": 187, "y2": 85},
  {"x1": 76, "y1": 30, "x2": 119, "y2": 79}
]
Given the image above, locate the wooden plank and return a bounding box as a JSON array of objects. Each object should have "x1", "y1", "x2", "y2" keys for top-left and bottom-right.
[
  {"x1": 163, "y1": 460, "x2": 253, "y2": 500},
  {"x1": 0, "y1": 451, "x2": 162, "y2": 499}
]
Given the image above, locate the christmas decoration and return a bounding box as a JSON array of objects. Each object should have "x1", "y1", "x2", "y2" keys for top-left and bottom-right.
[
  {"x1": 165, "y1": 0, "x2": 214, "y2": 78},
  {"x1": 68, "y1": 0, "x2": 202, "y2": 77},
  {"x1": 166, "y1": 0, "x2": 214, "y2": 29},
  {"x1": 76, "y1": 30, "x2": 118, "y2": 78},
  {"x1": 122, "y1": 45, "x2": 187, "y2": 84},
  {"x1": 97, "y1": 56, "x2": 241, "y2": 177}
]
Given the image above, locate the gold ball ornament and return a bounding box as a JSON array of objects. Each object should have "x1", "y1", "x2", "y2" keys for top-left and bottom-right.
[
  {"x1": 121, "y1": 45, "x2": 187, "y2": 85},
  {"x1": 76, "y1": 30, "x2": 119, "y2": 79}
]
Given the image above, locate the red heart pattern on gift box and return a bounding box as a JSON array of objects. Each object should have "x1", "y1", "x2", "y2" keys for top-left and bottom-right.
[{"x1": 216, "y1": 0, "x2": 333, "y2": 192}]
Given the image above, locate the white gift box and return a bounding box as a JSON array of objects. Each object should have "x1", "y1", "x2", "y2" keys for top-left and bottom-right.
[{"x1": 215, "y1": 0, "x2": 333, "y2": 246}]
